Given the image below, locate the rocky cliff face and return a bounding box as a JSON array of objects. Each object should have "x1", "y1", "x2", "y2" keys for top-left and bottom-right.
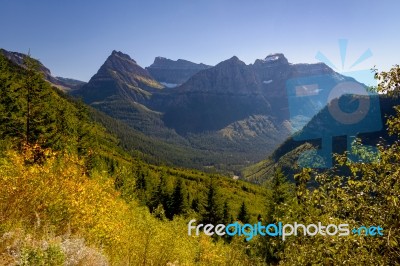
[
  {"x1": 70, "y1": 50, "x2": 357, "y2": 168},
  {"x1": 72, "y1": 50, "x2": 162, "y2": 104},
  {"x1": 146, "y1": 57, "x2": 211, "y2": 86},
  {"x1": 177, "y1": 56, "x2": 260, "y2": 94},
  {"x1": 71, "y1": 51, "x2": 184, "y2": 140},
  {"x1": 159, "y1": 56, "x2": 271, "y2": 133},
  {"x1": 158, "y1": 53, "x2": 341, "y2": 134}
]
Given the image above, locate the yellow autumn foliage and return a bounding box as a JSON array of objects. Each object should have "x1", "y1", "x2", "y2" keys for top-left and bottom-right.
[{"x1": 0, "y1": 148, "x2": 259, "y2": 265}]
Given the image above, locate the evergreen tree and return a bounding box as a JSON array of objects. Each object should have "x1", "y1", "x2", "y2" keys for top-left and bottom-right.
[
  {"x1": 23, "y1": 54, "x2": 56, "y2": 148},
  {"x1": 135, "y1": 167, "x2": 149, "y2": 204},
  {"x1": 148, "y1": 175, "x2": 162, "y2": 212},
  {"x1": 149, "y1": 174, "x2": 170, "y2": 215},
  {"x1": 222, "y1": 200, "x2": 232, "y2": 224},
  {"x1": 202, "y1": 181, "x2": 222, "y2": 224},
  {"x1": 261, "y1": 168, "x2": 294, "y2": 264},
  {"x1": 136, "y1": 171, "x2": 147, "y2": 191},
  {"x1": 237, "y1": 201, "x2": 250, "y2": 224},
  {"x1": 267, "y1": 167, "x2": 294, "y2": 222},
  {"x1": 191, "y1": 197, "x2": 200, "y2": 212},
  {"x1": 0, "y1": 56, "x2": 25, "y2": 143},
  {"x1": 169, "y1": 178, "x2": 187, "y2": 218}
]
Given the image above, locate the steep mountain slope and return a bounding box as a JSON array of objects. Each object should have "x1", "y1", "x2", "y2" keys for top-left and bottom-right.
[
  {"x1": 1, "y1": 48, "x2": 372, "y2": 174},
  {"x1": 72, "y1": 50, "x2": 162, "y2": 104},
  {"x1": 157, "y1": 53, "x2": 344, "y2": 135},
  {"x1": 243, "y1": 95, "x2": 400, "y2": 184},
  {"x1": 159, "y1": 56, "x2": 272, "y2": 134},
  {"x1": 71, "y1": 50, "x2": 365, "y2": 173},
  {"x1": 151, "y1": 54, "x2": 356, "y2": 168},
  {"x1": 0, "y1": 48, "x2": 86, "y2": 91},
  {"x1": 71, "y1": 51, "x2": 185, "y2": 141},
  {"x1": 54, "y1": 76, "x2": 86, "y2": 90},
  {"x1": 146, "y1": 56, "x2": 211, "y2": 86},
  {"x1": 3, "y1": 48, "x2": 375, "y2": 175}
]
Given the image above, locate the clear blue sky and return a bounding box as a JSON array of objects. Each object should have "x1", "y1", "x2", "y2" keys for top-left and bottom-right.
[{"x1": 1, "y1": 0, "x2": 399, "y2": 81}]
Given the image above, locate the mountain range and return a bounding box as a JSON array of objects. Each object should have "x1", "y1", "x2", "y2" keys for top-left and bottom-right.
[
  {"x1": 2, "y1": 47, "x2": 385, "y2": 179},
  {"x1": 68, "y1": 50, "x2": 361, "y2": 174}
]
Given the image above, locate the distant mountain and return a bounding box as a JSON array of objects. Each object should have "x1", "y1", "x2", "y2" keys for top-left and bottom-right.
[
  {"x1": 71, "y1": 50, "x2": 365, "y2": 173},
  {"x1": 55, "y1": 77, "x2": 86, "y2": 90},
  {"x1": 159, "y1": 56, "x2": 271, "y2": 134},
  {"x1": 71, "y1": 51, "x2": 188, "y2": 142},
  {"x1": 72, "y1": 50, "x2": 162, "y2": 104},
  {"x1": 146, "y1": 57, "x2": 211, "y2": 86},
  {"x1": 0, "y1": 48, "x2": 85, "y2": 91},
  {"x1": 2, "y1": 47, "x2": 396, "y2": 183},
  {"x1": 158, "y1": 53, "x2": 342, "y2": 134}
]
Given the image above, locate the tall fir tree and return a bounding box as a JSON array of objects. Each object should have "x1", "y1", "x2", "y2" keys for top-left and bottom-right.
[
  {"x1": 149, "y1": 174, "x2": 169, "y2": 214},
  {"x1": 201, "y1": 181, "x2": 223, "y2": 224},
  {"x1": 222, "y1": 200, "x2": 232, "y2": 224},
  {"x1": 261, "y1": 167, "x2": 294, "y2": 264},
  {"x1": 237, "y1": 201, "x2": 250, "y2": 224},
  {"x1": 169, "y1": 178, "x2": 187, "y2": 218},
  {"x1": 0, "y1": 56, "x2": 24, "y2": 143},
  {"x1": 23, "y1": 54, "x2": 56, "y2": 148},
  {"x1": 267, "y1": 167, "x2": 293, "y2": 222}
]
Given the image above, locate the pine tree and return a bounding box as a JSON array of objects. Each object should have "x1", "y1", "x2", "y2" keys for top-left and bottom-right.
[
  {"x1": 222, "y1": 200, "x2": 232, "y2": 224},
  {"x1": 149, "y1": 175, "x2": 170, "y2": 214},
  {"x1": 267, "y1": 167, "x2": 293, "y2": 222},
  {"x1": 169, "y1": 178, "x2": 187, "y2": 218},
  {"x1": 191, "y1": 197, "x2": 200, "y2": 212},
  {"x1": 237, "y1": 201, "x2": 250, "y2": 224},
  {"x1": 0, "y1": 56, "x2": 23, "y2": 143},
  {"x1": 136, "y1": 171, "x2": 147, "y2": 190},
  {"x1": 262, "y1": 167, "x2": 294, "y2": 264},
  {"x1": 201, "y1": 181, "x2": 222, "y2": 224},
  {"x1": 23, "y1": 54, "x2": 56, "y2": 147}
]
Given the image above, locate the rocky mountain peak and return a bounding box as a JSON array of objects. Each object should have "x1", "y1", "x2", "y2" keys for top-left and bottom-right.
[
  {"x1": 146, "y1": 56, "x2": 211, "y2": 85},
  {"x1": 176, "y1": 55, "x2": 259, "y2": 95},
  {"x1": 74, "y1": 50, "x2": 162, "y2": 105},
  {"x1": 211, "y1": 56, "x2": 247, "y2": 71},
  {"x1": 254, "y1": 53, "x2": 289, "y2": 66},
  {"x1": 151, "y1": 56, "x2": 168, "y2": 66},
  {"x1": 149, "y1": 56, "x2": 210, "y2": 69},
  {"x1": 221, "y1": 56, "x2": 244, "y2": 65},
  {"x1": 98, "y1": 50, "x2": 149, "y2": 79},
  {"x1": 110, "y1": 50, "x2": 136, "y2": 63}
]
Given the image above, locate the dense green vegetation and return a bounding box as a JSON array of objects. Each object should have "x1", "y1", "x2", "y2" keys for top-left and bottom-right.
[
  {"x1": 1, "y1": 51, "x2": 399, "y2": 265},
  {"x1": 0, "y1": 53, "x2": 267, "y2": 265}
]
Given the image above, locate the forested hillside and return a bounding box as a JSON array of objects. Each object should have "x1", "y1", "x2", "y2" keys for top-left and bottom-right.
[
  {"x1": 0, "y1": 53, "x2": 266, "y2": 265},
  {"x1": 1, "y1": 51, "x2": 399, "y2": 265}
]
